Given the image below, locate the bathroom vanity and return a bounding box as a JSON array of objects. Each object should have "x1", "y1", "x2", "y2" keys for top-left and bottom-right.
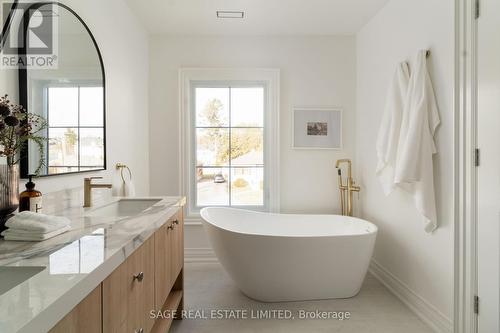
[
  {"x1": 52, "y1": 207, "x2": 184, "y2": 333},
  {"x1": 0, "y1": 196, "x2": 186, "y2": 333}
]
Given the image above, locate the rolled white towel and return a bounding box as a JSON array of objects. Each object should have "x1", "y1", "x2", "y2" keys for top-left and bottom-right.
[
  {"x1": 5, "y1": 211, "x2": 71, "y2": 233},
  {"x1": 1, "y1": 225, "x2": 71, "y2": 241}
]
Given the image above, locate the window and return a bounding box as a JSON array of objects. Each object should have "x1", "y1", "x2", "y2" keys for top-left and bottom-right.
[
  {"x1": 180, "y1": 68, "x2": 280, "y2": 217},
  {"x1": 45, "y1": 85, "x2": 105, "y2": 175},
  {"x1": 194, "y1": 86, "x2": 265, "y2": 207}
]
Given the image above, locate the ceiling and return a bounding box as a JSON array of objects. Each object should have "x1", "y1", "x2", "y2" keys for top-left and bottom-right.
[{"x1": 124, "y1": 0, "x2": 390, "y2": 36}]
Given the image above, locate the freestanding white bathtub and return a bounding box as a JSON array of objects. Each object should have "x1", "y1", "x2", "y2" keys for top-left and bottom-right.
[{"x1": 200, "y1": 207, "x2": 378, "y2": 302}]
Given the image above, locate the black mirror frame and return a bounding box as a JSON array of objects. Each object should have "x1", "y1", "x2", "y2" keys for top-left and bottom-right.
[
  {"x1": 1, "y1": 0, "x2": 19, "y2": 49},
  {"x1": 18, "y1": 2, "x2": 106, "y2": 179}
]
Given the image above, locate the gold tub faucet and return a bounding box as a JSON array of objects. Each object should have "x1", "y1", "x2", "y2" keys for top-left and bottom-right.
[{"x1": 335, "y1": 159, "x2": 360, "y2": 216}]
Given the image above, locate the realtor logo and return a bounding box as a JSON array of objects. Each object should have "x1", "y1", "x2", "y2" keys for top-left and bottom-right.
[{"x1": 1, "y1": 1, "x2": 58, "y2": 68}]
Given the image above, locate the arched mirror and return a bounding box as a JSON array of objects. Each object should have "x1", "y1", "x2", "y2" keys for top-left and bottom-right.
[{"x1": 19, "y1": 2, "x2": 106, "y2": 177}]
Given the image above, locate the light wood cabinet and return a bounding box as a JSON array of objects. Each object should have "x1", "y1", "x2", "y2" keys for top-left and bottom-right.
[
  {"x1": 154, "y1": 209, "x2": 184, "y2": 308},
  {"x1": 103, "y1": 236, "x2": 155, "y2": 333},
  {"x1": 102, "y1": 262, "x2": 127, "y2": 332},
  {"x1": 49, "y1": 285, "x2": 102, "y2": 333},
  {"x1": 170, "y1": 210, "x2": 184, "y2": 284},
  {"x1": 49, "y1": 206, "x2": 184, "y2": 333},
  {"x1": 154, "y1": 218, "x2": 173, "y2": 310},
  {"x1": 152, "y1": 210, "x2": 184, "y2": 333},
  {"x1": 126, "y1": 236, "x2": 155, "y2": 333}
]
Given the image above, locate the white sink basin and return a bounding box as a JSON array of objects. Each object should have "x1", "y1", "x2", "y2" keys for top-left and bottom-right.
[
  {"x1": 86, "y1": 199, "x2": 162, "y2": 218},
  {"x1": 0, "y1": 266, "x2": 46, "y2": 296}
]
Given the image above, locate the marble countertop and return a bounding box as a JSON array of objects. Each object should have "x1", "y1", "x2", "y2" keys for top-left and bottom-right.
[{"x1": 0, "y1": 195, "x2": 186, "y2": 333}]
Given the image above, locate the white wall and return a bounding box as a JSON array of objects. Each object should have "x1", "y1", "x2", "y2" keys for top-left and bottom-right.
[
  {"x1": 356, "y1": 0, "x2": 454, "y2": 322},
  {"x1": 0, "y1": 0, "x2": 150, "y2": 195},
  {"x1": 149, "y1": 36, "x2": 356, "y2": 248}
]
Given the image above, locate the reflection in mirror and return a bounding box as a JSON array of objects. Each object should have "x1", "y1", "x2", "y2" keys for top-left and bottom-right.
[{"x1": 20, "y1": 3, "x2": 105, "y2": 177}]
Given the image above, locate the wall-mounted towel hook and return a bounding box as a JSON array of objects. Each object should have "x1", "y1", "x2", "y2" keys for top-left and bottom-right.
[{"x1": 116, "y1": 163, "x2": 132, "y2": 183}]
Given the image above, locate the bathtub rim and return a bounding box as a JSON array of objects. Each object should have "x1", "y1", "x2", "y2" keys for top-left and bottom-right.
[{"x1": 200, "y1": 207, "x2": 378, "y2": 238}]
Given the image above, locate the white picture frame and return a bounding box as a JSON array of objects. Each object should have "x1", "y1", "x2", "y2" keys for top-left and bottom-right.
[{"x1": 292, "y1": 107, "x2": 343, "y2": 150}]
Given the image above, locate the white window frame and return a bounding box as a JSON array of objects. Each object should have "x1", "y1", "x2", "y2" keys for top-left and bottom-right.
[{"x1": 179, "y1": 68, "x2": 280, "y2": 219}]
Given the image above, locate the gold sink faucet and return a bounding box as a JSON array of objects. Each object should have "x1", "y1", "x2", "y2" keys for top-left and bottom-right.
[
  {"x1": 83, "y1": 177, "x2": 112, "y2": 208},
  {"x1": 335, "y1": 159, "x2": 360, "y2": 216}
]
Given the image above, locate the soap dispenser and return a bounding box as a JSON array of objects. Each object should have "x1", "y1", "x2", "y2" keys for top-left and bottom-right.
[{"x1": 19, "y1": 175, "x2": 43, "y2": 213}]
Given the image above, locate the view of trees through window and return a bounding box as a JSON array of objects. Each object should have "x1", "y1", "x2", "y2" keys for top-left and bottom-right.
[
  {"x1": 195, "y1": 86, "x2": 265, "y2": 207},
  {"x1": 47, "y1": 86, "x2": 104, "y2": 174}
]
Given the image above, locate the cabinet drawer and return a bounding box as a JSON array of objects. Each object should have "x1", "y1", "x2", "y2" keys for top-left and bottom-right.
[
  {"x1": 127, "y1": 237, "x2": 155, "y2": 333},
  {"x1": 154, "y1": 221, "x2": 173, "y2": 310},
  {"x1": 170, "y1": 210, "x2": 183, "y2": 283},
  {"x1": 102, "y1": 263, "x2": 127, "y2": 332},
  {"x1": 154, "y1": 209, "x2": 184, "y2": 311},
  {"x1": 103, "y1": 237, "x2": 155, "y2": 333}
]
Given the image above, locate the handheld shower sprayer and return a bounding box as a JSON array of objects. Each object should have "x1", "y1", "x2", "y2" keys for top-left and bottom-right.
[{"x1": 335, "y1": 159, "x2": 360, "y2": 216}]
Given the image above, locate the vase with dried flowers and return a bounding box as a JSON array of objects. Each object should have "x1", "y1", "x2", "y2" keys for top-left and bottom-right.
[{"x1": 0, "y1": 94, "x2": 47, "y2": 230}]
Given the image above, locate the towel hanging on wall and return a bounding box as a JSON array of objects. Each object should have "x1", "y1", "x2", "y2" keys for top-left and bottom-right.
[
  {"x1": 394, "y1": 50, "x2": 441, "y2": 233},
  {"x1": 376, "y1": 62, "x2": 410, "y2": 196},
  {"x1": 112, "y1": 163, "x2": 136, "y2": 197}
]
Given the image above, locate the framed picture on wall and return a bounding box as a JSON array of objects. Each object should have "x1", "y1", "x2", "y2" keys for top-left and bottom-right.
[{"x1": 292, "y1": 107, "x2": 342, "y2": 150}]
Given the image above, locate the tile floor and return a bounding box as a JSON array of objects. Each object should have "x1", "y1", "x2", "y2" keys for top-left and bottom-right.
[{"x1": 170, "y1": 263, "x2": 433, "y2": 333}]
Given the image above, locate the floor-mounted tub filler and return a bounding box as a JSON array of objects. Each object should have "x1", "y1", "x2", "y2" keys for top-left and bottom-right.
[{"x1": 200, "y1": 207, "x2": 378, "y2": 302}]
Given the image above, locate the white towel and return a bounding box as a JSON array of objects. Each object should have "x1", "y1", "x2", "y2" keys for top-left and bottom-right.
[
  {"x1": 112, "y1": 176, "x2": 136, "y2": 197},
  {"x1": 5, "y1": 211, "x2": 71, "y2": 233},
  {"x1": 394, "y1": 50, "x2": 441, "y2": 233},
  {"x1": 376, "y1": 62, "x2": 410, "y2": 195},
  {"x1": 1, "y1": 225, "x2": 71, "y2": 241},
  {"x1": 111, "y1": 176, "x2": 122, "y2": 197},
  {"x1": 124, "y1": 180, "x2": 136, "y2": 197}
]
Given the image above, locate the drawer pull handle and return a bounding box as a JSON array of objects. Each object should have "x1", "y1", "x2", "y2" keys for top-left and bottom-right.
[
  {"x1": 133, "y1": 272, "x2": 144, "y2": 282},
  {"x1": 135, "y1": 328, "x2": 144, "y2": 333}
]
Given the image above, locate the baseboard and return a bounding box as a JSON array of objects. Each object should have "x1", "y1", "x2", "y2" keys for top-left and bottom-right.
[
  {"x1": 185, "y1": 248, "x2": 218, "y2": 263},
  {"x1": 184, "y1": 217, "x2": 203, "y2": 226},
  {"x1": 369, "y1": 259, "x2": 453, "y2": 333}
]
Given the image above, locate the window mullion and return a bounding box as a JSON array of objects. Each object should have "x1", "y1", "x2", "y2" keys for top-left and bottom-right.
[
  {"x1": 228, "y1": 86, "x2": 232, "y2": 207},
  {"x1": 46, "y1": 88, "x2": 50, "y2": 173},
  {"x1": 77, "y1": 86, "x2": 81, "y2": 172}
]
